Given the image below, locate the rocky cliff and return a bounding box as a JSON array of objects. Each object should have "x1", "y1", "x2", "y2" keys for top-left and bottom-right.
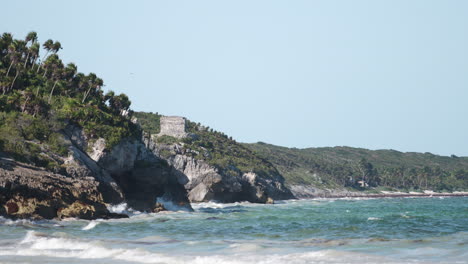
[
  {"x1": 0, "y1": 156, "x2": 126, "y2": 220},
  {"x1": 63, "y1": 124, "x2": 192, "y2": 212},
  {"x1": 144, "y1": 135, "x2": 294, "y2": 203},
  {"x1": 0, "y1": 123, "x2": 192, "y2": 220},
  {"x1": 132, "y1": 112, "x2": 295, "y2": 204}
]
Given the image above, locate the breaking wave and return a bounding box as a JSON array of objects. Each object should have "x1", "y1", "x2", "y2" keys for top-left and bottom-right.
[{"x1": 0, "y1": 231, "x2": 402, "y2": 264}]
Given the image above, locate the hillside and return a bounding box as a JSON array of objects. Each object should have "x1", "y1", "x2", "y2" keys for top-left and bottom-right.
[
  {"x1": 0, "y1": 32, "x2": 138, "y2": 172},
  {"x1": 133, "y1": 112, "x2": 281, "y2": 178},
  {"x1": 244, "y1": 143, "x2": 468, "y2": 192}
]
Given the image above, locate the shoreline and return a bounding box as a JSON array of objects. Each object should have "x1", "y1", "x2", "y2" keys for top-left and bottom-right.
[
  {"x1": 300, "y1": 192, "x2": 468, "y2": 199},
  {"x1": 287, "y1": 185, "x2": 468, "y2": 199}
]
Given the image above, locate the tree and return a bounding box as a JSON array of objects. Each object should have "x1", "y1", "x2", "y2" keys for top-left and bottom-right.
[
  {"x1": 6, "y1": 44, "x2": 20, "y2": 77},
  {"x1": 36, "y1": 39, "x2": 54, "y2": 73},
  {"x1": 40, "y1": 54, "x2": 64, "y2": 103},
  {"x1": 29, "y1": 43, "x2": 40, "y2": 70},
  {"x1": 104, "y1": 91, "x2": 131, "y2": 115},
  {"x1": 81, "y1": 73, "x2": 103, "y2": 103},
  {"x1": 356, "y1": 158, "x2": 376, "y2": 187},
  {"x1": 23, "y1": 31, "x2": 37, "y2": 67},
  {"x1": 48, "y1": 67, "x2": 63, "y2": 103}
]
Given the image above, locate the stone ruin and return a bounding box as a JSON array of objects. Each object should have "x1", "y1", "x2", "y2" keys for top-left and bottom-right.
[{"x1": 158, "y1": 116, "x2": 187, "y2": 138}]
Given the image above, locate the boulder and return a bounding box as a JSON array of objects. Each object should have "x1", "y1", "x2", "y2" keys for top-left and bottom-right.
[{"x1": 0, "y1": 157, "x2": 120, "y2": 220}]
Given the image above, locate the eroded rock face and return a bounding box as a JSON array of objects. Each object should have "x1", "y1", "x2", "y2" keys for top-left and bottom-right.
[
  {"x1": 0, "y1": 158, "x2": 120, "y2": 220},
  {"x1": 145, "y1": 140, "x2": 294, "y2": 203},
  {"x1": 88, "y1": 137, "x2": 192, "y2": 212},
  {"x1": 1, "y1": 123, "x2": 193, "y2": 220},
  {"x1": 63, "y1": 125, "x2": 192, "y2": 212},
  {"x1": 63, "y1": 125, "x2": 124, "y2": 204}
]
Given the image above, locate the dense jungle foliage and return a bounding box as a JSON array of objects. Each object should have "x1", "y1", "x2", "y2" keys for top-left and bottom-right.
[
  {"x1": 244, "y1": 143, "x2": 468, "y2": 192},
  {"x1": 0, "y1": 32, "x2": 138, "y2": 170}
]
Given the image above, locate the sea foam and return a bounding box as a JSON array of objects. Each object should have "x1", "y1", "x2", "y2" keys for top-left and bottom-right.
[
  {"x1": 0, "y1": 231, "x2": 401, "y2": 264},
  {"x1": 82, "y1": 220, "x2": 99, "y2": 230}
]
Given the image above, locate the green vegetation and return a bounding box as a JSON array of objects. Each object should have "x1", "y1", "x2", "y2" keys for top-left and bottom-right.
[
  {"x1": 0, "y1": 32, "x2": 139, "y2": 169},
  {"x1": 133, "y1": 112, "x2": 161, "y2": 134},
  {"x1": 133, "y1": 111, "x2": 280, "y2": 178},
  {"x1": 244, "y1": 143, "x2": 468, "y2": 192}
]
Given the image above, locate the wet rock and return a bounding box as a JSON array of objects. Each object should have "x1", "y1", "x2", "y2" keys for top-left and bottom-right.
[
  {"x1": 57, "y1": 201, "x2": 100, "y2": 220},
  {"x1": 0, "y1": 157, "x2": 117, "y2": 220},
  {"x1": 152, "y1": 202, "x2": 166, "y2": 213}
]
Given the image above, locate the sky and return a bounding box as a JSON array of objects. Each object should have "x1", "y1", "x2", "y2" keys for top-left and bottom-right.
[{"x1": 2, "y1": 0, "x2": 468, "y2": 156}]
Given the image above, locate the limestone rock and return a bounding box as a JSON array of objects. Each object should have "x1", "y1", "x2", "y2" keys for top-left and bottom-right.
[
  {"x1": 90, "y1": 138, "x2": 192, "y2": 212},
  {"x1": 64, "y1": 125, "x2": 191, "y2": 212},
  {"x1": 57, "y1": 201, "x2": 100, "y2": 220},
  {"x1": 152, "y1": 202, "x2": 166, "y2": 213},
  {"x1": 146, "y1": 139, "x2": 294, "y2": 204},
  {"x1": 0, "y1": 157, "x2": 119, "y2": 220}
]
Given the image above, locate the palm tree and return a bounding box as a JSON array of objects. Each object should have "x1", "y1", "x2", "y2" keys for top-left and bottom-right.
[
  {"x1": 29, "y1": 43, "x2": 40, "y2": 70},
  {"x1": 104, "y1": 90, "x2": 115, "y2": 108},
  {"x1": 12, "y1": 40, "x2": 27, "y2": 64},
  {"x1": 21, "y1": 89, "x2": 34, "y2": 113},
  {"x1": 52, "y1": 41, "x2": 62, "y2": 53},
  {"x1": 82, "y1": 72, "x2": 97, "y2": 103},
  {"x1": 63, "y1": 63, "x2": 77, "y2": 82},
  {"x1": 62, "y1": 63, "x2": 77, "y2": 96},
  {"x1": 5, "y1": 44, "x2": 19, "y2": 77},
  {"x1": 48, "y1": 67, "x2": 63, "y2": 103},
  {"x1": 46, "y1": 55, "x2": 64, "y2": 103},
  {"x1": 23, "y1": 31, "x2": 37, "y2": 67},
  {"x1": 25, "y1": 31, "x2": 37, "y2": 45},
  {"x1": 0, "y1": 33, "x2": 13, "y2": 57},
  {"x1": 36, "y1": 39, "x2": 54, "y2": 73},
  {"x1": 73, "y1": 72, "x2": 87, "y2": 97},
  {"x1": 9, "y1": 63, "x2": 23, "y2": 93},
  {"x1": 110, "y1": 93, "x2": 131, "y2": 115},
  {"x1": 42, "y1": 54, "x2": 61, "y2": 78}
]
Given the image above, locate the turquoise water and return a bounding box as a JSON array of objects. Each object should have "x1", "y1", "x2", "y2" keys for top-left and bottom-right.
[{"x1": 0, "y1": 197, "x2": 467, "y2": 263}]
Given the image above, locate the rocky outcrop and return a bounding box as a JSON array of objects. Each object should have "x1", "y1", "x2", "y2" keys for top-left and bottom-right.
[
  {"x1": 0, "y1": 157, "x2": 126, "y2": 220},
  {"x1": 63, "y1": 125, "x2": 125, "y2": 204},
  {"x1": 145, "y1": 139, "x2": 294, "y2": 203},
  {"x1": 0, "y1": 122, "x2": 193, "y2": 220},
  {"x1": 84, "y1": 135, "x2": 191, "y2": 212}
]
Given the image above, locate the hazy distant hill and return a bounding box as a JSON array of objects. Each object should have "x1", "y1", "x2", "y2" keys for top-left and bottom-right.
[{"x1": 244, "y1": 142, "x2": 468, "y2": 191}]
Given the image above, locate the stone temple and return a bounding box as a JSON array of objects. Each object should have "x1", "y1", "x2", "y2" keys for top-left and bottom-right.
[{"x1": 158, "y1": 116, "x2": 187, "y2": 138}]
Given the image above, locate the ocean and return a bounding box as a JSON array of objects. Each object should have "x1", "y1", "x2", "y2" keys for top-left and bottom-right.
[{"x1": 0, "y1": 197, "x2": 466, "y2": 264}]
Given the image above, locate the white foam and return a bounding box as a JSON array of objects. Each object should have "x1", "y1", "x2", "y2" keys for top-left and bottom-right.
[
  {"x1": 0, "y1": 231, "x2": 404, "y2": 264},
  {"x1": 7, "y1": 231, "x2": 179, "y2": 263},
  {"x1": 82, "y1": 221, "x2": 99, "y2": 231},
  {"x1": 107, "y1": 202, "x2": 128, "y2": 214},
  {"x1": 191, "y1": 201, "x2": 252, "y2": 210},
  {"x1": 156, "y1": 197, "x2": 192, "y2": 212},
  {"x1": 367, "y1": 217, "x2": 382, "y2": 221}
]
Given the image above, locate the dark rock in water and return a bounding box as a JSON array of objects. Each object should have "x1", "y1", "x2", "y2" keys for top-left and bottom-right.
[
  {"x1": 105, "y1": 212, "x2": 130, "y2": 219},
  {"x1": 0, "y1": 157, "x2": 117, "y2": 220},
  {"x1": 152, "y1": 202, "x2": 166, "y2": 213},
  {"x1": 57, "y1": 201, "x2": 104, "y2": 220},
  {"x1": 206, "y1": 216, "x2": 223, "y2": 220}
]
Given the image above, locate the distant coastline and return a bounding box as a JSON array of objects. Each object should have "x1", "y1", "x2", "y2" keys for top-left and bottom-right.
[{"x1": 287, "y1": 184, "x2": 468, "y2": 199}]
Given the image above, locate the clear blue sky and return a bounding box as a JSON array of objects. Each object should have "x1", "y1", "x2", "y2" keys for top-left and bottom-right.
[{"x1": 2, "y1": 0, "x2": 468, "y2": 156}]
